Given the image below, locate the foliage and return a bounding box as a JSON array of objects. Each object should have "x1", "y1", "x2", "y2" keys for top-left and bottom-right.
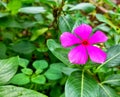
[{"x1": 0, "y1": 0, "x2": 120, "y2": 97}]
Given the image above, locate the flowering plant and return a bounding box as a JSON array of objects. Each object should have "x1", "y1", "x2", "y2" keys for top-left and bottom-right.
[{"x1": 60, "y1": 24, "x2": 108, "y2": 64}]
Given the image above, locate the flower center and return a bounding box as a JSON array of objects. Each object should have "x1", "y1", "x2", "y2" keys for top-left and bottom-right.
[{"x1": 82, "y1": 40, "x2": 89, "y2": 46}]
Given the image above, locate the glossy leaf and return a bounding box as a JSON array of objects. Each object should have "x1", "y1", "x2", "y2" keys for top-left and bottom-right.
[
  {"x1": 65, "y1": 71, "x2": 99, "y2": 97},
  {"x1": 0, "y1": 85, "x2": 48, "y2": 97},
  {"x1": 0, "y1": 57, "x2": 19, "y2": 85},
  {"x1": 47, "y1": 39, "x2": 73, "y2": 66},
  {"x1": 105, "y1": 45, "x2": 120, "y2": 67},
  {"x1": 19, "y1": 7, "x2": 46, "y2": 14},
  {"x1": 59, "y1": 15, "x2": 74, "y2": 32},
  {"x1": 102, "y1": 74, "x2": 120, "y2": 86},
  {"x1": 69, "y1": 3, "x2": 95, "y2": 13},
  {"x1": 99, "y1": 84, "x2": 119, "y2": 97}
]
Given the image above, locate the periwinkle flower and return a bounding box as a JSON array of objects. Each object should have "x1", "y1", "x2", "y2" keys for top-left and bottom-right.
[{"x1": 60, "y1": 24, "x2": 108, "y2": 64}]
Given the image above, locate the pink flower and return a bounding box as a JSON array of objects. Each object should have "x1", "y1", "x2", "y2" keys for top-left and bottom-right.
[{"x1": 60, "y1": 24, "x2": 108, "y2": 64}]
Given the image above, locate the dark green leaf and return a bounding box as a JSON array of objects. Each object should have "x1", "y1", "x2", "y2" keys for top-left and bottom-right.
[
  {"x1": 11, "y1": 40, "x2": 35, "y2": 54},
  {"x1": 99, "y1": 84, "x2": 119, "y2": 97},
  {"x1": 65, "y1": 71, "x2": 99, "y2": 97},
  {"x1": 59, "y1": 15, "x2": 74, "y2": 32},
  {"x1": 50, "y1": 63, "x2": 66, "y2": 72},
  {"x1": 45, "y1": 68, "x2": 63, "y2": 80},
  {"x1": 0, "y1": 42, "x2": 7, "y2": 58},
  {"x1": 0, "y1": 57, "x2": 19, "y2": 85},
  {"x1": 47, "y1": 39, "x2": 73, "y2": 66},
  {"x1": 102, "y1": 74, "x2": 120, "y2": 86},
  {"x1": 0, "y1": 85, "x2": 48, "y2": 97},
  {"x1": 106, "y1": 45, "x2": 120, "y2": 67}
]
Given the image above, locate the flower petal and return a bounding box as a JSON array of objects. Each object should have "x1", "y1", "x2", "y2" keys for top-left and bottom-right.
[
  {"x1": 68, "y1": 45, "x2": 88, "y2": 64},
  {"x1": 87, "y1": 46, "x2": 107, "y2": 63},
  {"x1": 60, "y1": 32, "x2": 81, "y2": 47},
  {"x1": 89, "y1": 30, "x2": 108, "y2": 44},
  {"x1": 74, "y1": 24, "x2": 92, "y2": 40}
]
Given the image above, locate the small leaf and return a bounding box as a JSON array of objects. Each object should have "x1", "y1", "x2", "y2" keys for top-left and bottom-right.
[
  {"x1": 65, "y1": 71, "x2": 99, "y2": 97},
  {"x1": 45, "y1": 68, "x2": 63, "y2": 80},
  {"x1": 69, "y1": 3, "x2": 95, "y2": 13},
  {"x1": 31, "y1": 75, "x2": 46, "y2": 84},
  {"x1": 30, "y1": 28, "x2": 48, "y2": 41},
  {"x1": 10, "y1": 73, "x2": 30, "y2": 85},
  {"x1": 19, "y1": 7, "x2": 46, "y2": 14},
  {"x1": 33, "y1": 60, "x2": 48, "y2": 70},
  {"x1": 0, "y1": 85, "x2": 48, "y2": 97},
  {"x1": 18, "y1": 58, "x2": 29, "y2": 68},
  {"x1": 7, "y1": 0, "x2": 22, "y2": 15},
  {"x1": 0, "y1": 57, "x2": 19, "y2": 85},
  {"x1": 50, "y1": 63, "x2": 66, "y2": 72},
  {"x1": 21, "y1": 68, "x2": 33, "y2": 75}
]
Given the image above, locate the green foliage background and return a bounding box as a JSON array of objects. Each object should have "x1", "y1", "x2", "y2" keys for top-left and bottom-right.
[{"x1": 0, "y1": 0, "x2": 120, "y2": 97}]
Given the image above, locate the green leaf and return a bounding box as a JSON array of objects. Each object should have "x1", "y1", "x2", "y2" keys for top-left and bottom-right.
[
  {"x1": 0, "y1": 57, "x2": 19, "y2": 85},
  {"x1": 69, "y1": 3, "x2": 95, "y2": 13},
  {"x1": 102, "y1": 74, "x2": 120, "y2": 86},
  {"x1": 7, "y1": 0, "x2": 22, "y2": 15},
  {"x1": 31, "y1": 75, "x2": 46, "y2": 84},
  {"x1": 50, "y1": 63, "x2": 66, "y2": 72},
  {"x1": 10, "y1": 73, "x2": 30, "y2": 85},
  {"x1": 0, "y1": 42, "x2": 7, "y2": 58},
  {"x1": 19, "y1": 7, "x2": 46, "y2": 14},
  {"x1": 65, "y1": 71, "x2": 99, "y2": 97},
  {"x1": 96, "y1": 14, "x2": 117, "y2": 30},
  {"x1": 47, "y1": 39, "x2": 73, "y2": 66},
  {"x1": 11, "y1": 40, "x2": 35, "y2": 54},
  {"x1": 96, "y1": 45, "x2": 120, "y2": 72},
  {"x1": 45, "y1": 68, "x2": 63, "y2": 80},
  {"x1": 59, "y1": 15, "x2": 74, "y2": 32},
  {"x1": 0, "y1": 85, "x2": 48, "y2": 97},
  {"x1": 0, "y1": 12, "x2": 9, "y2": 18},
  {"x1": 33, "y1": 60, "x2": 48, "y2": 70},
  {"x1": 18, "y1": 58, "x2": 29, "y2": 68},
  {"x1": 99, "y1": 84, "x2": 119, "y2": 97},
  {"x1": 105, "y1": 45, "x2": 120, "y2": 67},
  {"x1": 21, "y1": 68, "x2": 33, "y2": 75},
  {"x1": 30, "y1": 28, "x2": 48, "y2": 41},
  {"x1": 0, "y1": 17, "x2": 22, "y2": 28}
]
